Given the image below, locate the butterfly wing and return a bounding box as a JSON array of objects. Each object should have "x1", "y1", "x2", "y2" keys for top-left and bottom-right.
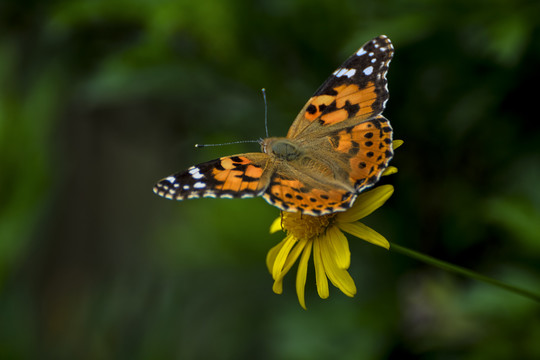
[
  {"x1": 286, "y1": 35, "x2": 394, "y2": 138},
  {"x1": 153, "y1": 153, "x2": 272, "y2": 200},
  {"x1": 326, "y1": 115, "x2": 393, "y2": 193},
  {"x1": 262, "y1": 171, "x2": 357, "y2": 216}
]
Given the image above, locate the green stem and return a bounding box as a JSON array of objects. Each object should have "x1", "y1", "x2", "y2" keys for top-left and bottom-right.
[{"x1": 389, "y1": 242, "x2": 540, "y2": 303}]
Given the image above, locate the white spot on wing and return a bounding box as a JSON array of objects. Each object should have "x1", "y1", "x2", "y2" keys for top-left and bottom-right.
[
  {"x1": 192, "y1": 172, "x2": 204, "y2": 180},
  {"x1": 166, "y1": 176, "x2": 176, "y2": 183},
  {"x1": 356, "y1": 48, "x2": 367, "y2": 56},
  {"x1": 363, "y1": 66, "x2": 374, "y2": 75},
  {"x1": 193, "y1": 182, "x2": 206, "y2": 189},
  {"x1": 188, "y1": 167, "x2": 204, "y2": 179},
  {"x1": 334, "y1": 68, "x2": 356, "y2": 78}
]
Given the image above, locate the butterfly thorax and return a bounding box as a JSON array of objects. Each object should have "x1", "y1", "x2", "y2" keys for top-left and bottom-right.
[{"x1": 261, "y1": 137, "x2": 303, "y2": 161}]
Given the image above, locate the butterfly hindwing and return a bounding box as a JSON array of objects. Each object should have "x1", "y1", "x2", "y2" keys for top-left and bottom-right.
[
  {"x1": 153, "y1": 153, "x2": 271, "y2": 200},
  {"x1": 327, "y1": 115, "x2": 393, "y2": 193},
  {"x1": 262, "y1": 173, "x2": 357, "y2": 216},
  {"x1": 287, "y1": 35, "x2": 394, "y2": 138}
]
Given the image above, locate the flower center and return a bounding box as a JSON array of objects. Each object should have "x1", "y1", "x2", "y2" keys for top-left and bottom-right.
[{"x1": 281, "y1": 211, "x2": 336, "y2": 239}]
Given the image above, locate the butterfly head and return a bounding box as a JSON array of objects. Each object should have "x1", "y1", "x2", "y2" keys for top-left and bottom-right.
[{"x1": 261, "y1": 137, "x2": 303, "y2": 161}]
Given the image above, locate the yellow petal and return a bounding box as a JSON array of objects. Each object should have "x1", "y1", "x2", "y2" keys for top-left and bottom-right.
[
  {"x1": 296, "y1": 240, "x2": 313, "y2": 310},
  {"x1": 269, "y1": 217, "x2": 283, "y2": 234},
  {"x1": 319, "y1": 239, "x2": 357, "y2": 297},
  {"x1": 326, "y1": 226, "x2": 351, "y2": 269},
  {"x1": 271, "y1": 236, "x2": 308, "y2": 288},
  {"x1": 338, "y1": 222, "x2": 390, "y2": 249},
  {"x1": 337, "y1": 185, "x2": 394, "y2": 223},
  {"x1": 381, "y1": 166, "x2": 398, "y2": 176},
  {"x1": 272, "y1": 277, "x2": 284, "y2": 294},
  {"x1": 266, "y1": 237, "x2": 287, "y2": 272},
  {"x1": 272, "y1": 235, "x2": 297, "y2": 279},
  {"x1": 393, "y1": 139, "x2": 404, "y2": 150},
  {"x1": 279, "y1": 237, "x2": 308, "y2": 280},
  {"x1": 313, "y1": 237, "x2": 329, "y2": 299}
]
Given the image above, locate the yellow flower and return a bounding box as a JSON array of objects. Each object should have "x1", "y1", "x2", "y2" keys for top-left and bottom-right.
[
  {"x1": 266, "y1": 140, "x2": 402, "y2": 309},
  {"x1": 267, "y1": 185, "x2": 393, "y2": 308}
]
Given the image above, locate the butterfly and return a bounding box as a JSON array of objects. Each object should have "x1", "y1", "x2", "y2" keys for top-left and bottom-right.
[{"x1": 154, "y1": 35, "x2": 394, "y2": 216}]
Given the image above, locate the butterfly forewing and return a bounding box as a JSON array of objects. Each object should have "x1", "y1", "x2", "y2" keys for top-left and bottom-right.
[
  {"x1": 153, "y1": 154, "x2": 271, "y2": 200},
  {"x1": 286, "y1": 35, "x2": 394, "y2": 138}
]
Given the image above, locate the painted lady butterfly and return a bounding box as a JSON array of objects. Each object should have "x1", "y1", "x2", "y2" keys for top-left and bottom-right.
[{"x1": 154, "y1": 35, "x2": 394, "y2": 216}]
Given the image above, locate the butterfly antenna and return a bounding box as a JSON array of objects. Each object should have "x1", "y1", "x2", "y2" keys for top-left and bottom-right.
[
  {"x1": 194, "y1": 139, "x2": 259, "y2": 148},
  {"x1": 195, "y1": 89, "x2": 269, "y2": 148},
  {"x1": 262, "y1": 88, "x2": 269, "y2": 137}
]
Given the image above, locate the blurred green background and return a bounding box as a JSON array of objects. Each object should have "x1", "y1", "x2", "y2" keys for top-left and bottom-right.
[{"x1": 1, "y1": 0, "x2": 540, "y2": 359}]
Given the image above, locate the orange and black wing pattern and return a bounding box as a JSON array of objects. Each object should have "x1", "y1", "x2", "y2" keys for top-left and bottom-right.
[
  {"x1": 262, "y1": 172, "x2": 357, "y2": 216},
  {"x1": 327, "y1": 115, "x2": 393, "y2": 192},
  {"x1": 153, "y1": 154, "x2": 271, "y2": 200},
  {"x1": 287, "y1": 35, "x2": 394, "y2": 138}
]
